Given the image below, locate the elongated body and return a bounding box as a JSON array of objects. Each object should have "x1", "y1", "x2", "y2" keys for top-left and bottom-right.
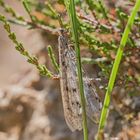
[{"x1": 58, "y1": 29, "x2": 102, "y2": 131}]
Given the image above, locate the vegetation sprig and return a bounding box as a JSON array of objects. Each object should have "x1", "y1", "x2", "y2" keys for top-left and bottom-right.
[{"x1": 0, "y1": 14, "x2": 54, "y2": 78}]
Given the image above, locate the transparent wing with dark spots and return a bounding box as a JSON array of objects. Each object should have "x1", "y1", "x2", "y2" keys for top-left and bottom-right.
[
  {"x1": 64, "y1": 47, "x2": 83, "y2": 130},
  {"x1": 84, "y1": 77, "x2": 102, "y2": 123},
  {"x1": 66, "y1": 46, "x2": 102, "y2": 121},
  {"x1": 58, "y1": 35, "x2": 82, "y2": 131}
]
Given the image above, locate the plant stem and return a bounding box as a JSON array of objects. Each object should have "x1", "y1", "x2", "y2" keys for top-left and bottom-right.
[
  {"x1": 68, "y1": 0, "x2": 88, "y2": 140},
  {"x1": 0, "y1": 14, "x2": 54, "y2": 78},
  {"x1": 47, "y1": 45, "x2": 60, "y2": 73},
  {"x1": 96, "y1": 0, "x2": 140, "y2": 139}
]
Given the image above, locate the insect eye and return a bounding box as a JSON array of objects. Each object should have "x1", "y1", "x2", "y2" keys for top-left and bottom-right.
[{"x1": 59, "y1": 28, "x2": 65, "y2": 34}]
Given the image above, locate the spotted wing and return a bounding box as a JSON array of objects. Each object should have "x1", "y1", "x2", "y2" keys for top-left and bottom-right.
[
  {"x1": 66, "y1": 47, "x2": 102, "y2": 123},
  {"x1": 83, "y1": 77, "x2": 102, "y2": 123},
  {"x1": 58, "y1": 35, "x2": 82, "y2": 131},
  {"x1": 64, "y1": 46, "x2": 83, "y2": 131}
]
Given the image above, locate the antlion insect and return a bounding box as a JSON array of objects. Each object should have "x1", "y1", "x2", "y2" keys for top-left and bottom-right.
[{"x1": 58, "y1": 28, "x2": 102, "y2": 131}]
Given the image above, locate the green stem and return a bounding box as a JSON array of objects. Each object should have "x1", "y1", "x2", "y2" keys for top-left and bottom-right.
[
  {"x1": 98, "y1": 0, "x2": 108, "y2": 19},
  {"x1": 22, "y1": 0, "x2": 36, "y2": 22},
  {"x1": 47, "y1": 45, "x2": 60, "y2": 73},
  {"x1": 81, "y1": 57, "x2": 108, "y2": 64},
  {"x1": 97, "y1": 0, "x2": 140, "y2": 139},
  {"x1": 69, "y1": 0, "x2": 88, "y2": 140}
]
